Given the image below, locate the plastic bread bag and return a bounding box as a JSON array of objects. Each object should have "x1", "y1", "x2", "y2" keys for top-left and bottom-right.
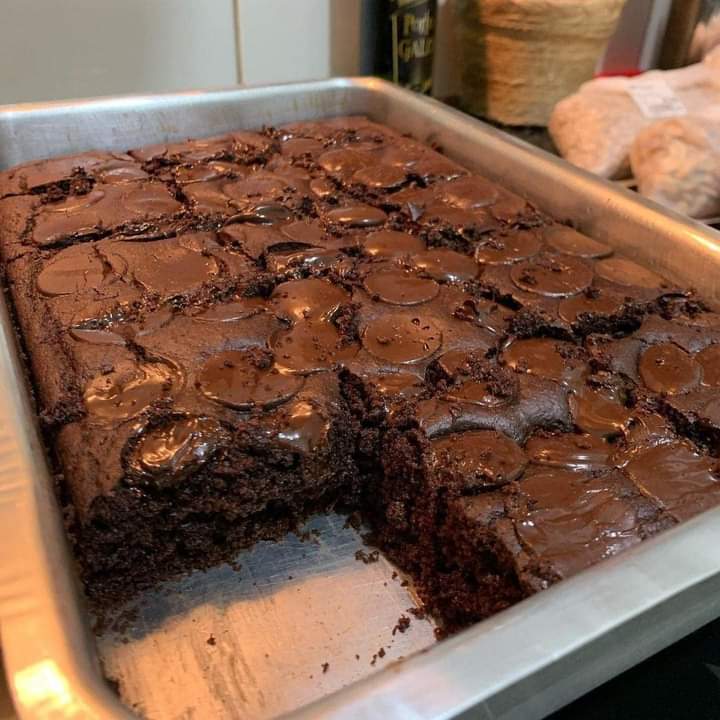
[
  {"x1": 689, "y1": 9, "x2": 720, "y2": 63},
  {"x1": 630, "y1": 107, "x2": 720, "y2": 219},
  {"x1": 549, "y1": 48, "x2": 720, "y2": 180}
]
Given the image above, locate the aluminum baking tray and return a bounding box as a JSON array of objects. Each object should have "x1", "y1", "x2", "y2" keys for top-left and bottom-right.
[{"x1": 3, "y1": 77, "x2": 720, "y2": 720}]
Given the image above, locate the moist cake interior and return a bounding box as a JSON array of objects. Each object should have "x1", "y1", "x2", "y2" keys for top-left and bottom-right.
[{"x1": 2, "y1": 116, "x2": 720, "y2": 632}]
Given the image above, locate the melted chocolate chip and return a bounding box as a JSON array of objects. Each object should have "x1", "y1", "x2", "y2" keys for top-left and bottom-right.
[
  {"x1": 558, "y1": 291, "x2": 625, "y2": 324},
  {"x1": 372, "y1": 372, "x2": 424, "y2": 398},
  {"x1": 362, "y1": 314, "x2": 443, "y2": 364},
  {"x1": 490, "y1": 190, "x2": 529, "y2": 222},
  {"x1": 446, "y1": 379, "x2": 512, "y2": 408},
  {"x1": 362, "y1": 230, "x2": 425, "y2": 258},
  {"x1": 432, "y1": 349, "x2": 476, "y2": 378},
  {"x1": 276, "y1": 400, "x2": 329, "y2": 452},
  {"x1": 176, "y1": 232, "x2": 220, "y2": 254},
  {"x1": 98, "y1": 161, "x2": 149, "y2": 184},
  {"x1": 353, "y1": 165, "x2": 406, "y2": 189},
  {"x1": 526, "y1": 433, "x2": 611, "y2": 471},
  {"x1": 411, "y1": 156, "x2": 465, "y2": 183},
  {"x1": 411, "y1": 249, "x2": 478, "y2": 282},
  {"x1": 612, "y1": 412, "x2": 677, "y2": 467},
  {"x1": 309, "y1": 177, "x2": 336, "y2": 198},
  {"x1": 639, "y1": 343, "x2": 700, "y2": 395},
  {"x1": 281, "y1": 221, "x2": 326, "y2": 246},
  {"x1": 70, "y1": 327, "x2": 126, "y2": 346},
  {"x1": 515, "y1": 469, "x2": 653, "y2": 579},
  {"x1": 197, "y1": 350, "x2": 304, "y2": 409},
  {"x1": 84, "y1": 358, "x2": 180, "y2": 421},
  {"x1": 131, "y1": 416, "x2": 227, "y2": 478},
  {"x1": 270, "y1": 278, "x2": 349, "y2": 321},
  {"x1": 132, "y1": 246, "x2": 219, "y2": 296},
  {"x1": 271, "y1": 321, "x2": 359, "y2": 374},
  {"x1": 502, "y1": 338, "x2": 585, "y2": 383},
  {"x1": 425, "y1": 205, "x2": 493, "y2": 232},
  {"x1": 223, "y1": 175, "x2": 287, "y2": 204},
  {"x1": 36, "y1": 246, "x2": 106, "y2": 296},
  {"x1": 175, "y1": 161, "x2": 242, "y2": 185},
  {"x1": 510, "y1": 255, "x2": 594, "y2": 297},
  {"x1": 434, "y1": 351, "x2": 518, "y2": 407},
  {"x1": 184, "y1": 182, "x2": 233, "y2": 215},
  {"x1": 281, "y1": 138, "x2": 324, "y2": 157},
  {"x1": 318, "y1": 148, "x2": 371, "y2": 178},
  {"x1": 238, "y1": 203, "x2": 293, "y2": 225},
  {"x1": 474, "y1": 231, "x2": 542, "y2": 265},
  {"x1": 625, "y1": 442, "x2": 720, "y2": 521},
  {"x1": 220, "y1": 224, "x2": 288, "y2": 259},
  {"x1": 196, "y1": 297, "x2": 266, "y2": 322},
  {"x1": 430, "y1": 430, "x2": 527, "y2": 488},
  {"x1": 326, "y1": 205, "x2": 387, "y2": 227},
  {"x1": 569, "y1": 385, "x2": 632, "y2": 437},
  {"x1": 439, "y1": 176, "x2": 499, "y2": 209},
  {"x1": 623, "y1": 412, "x2": 676, "y2": 452},
  {"x1": 121, "y1": 184, "x2": 181, "y2": 216},
  {"x1": 266, "y1": 248, "x2": 344, "y2": 275},
  {"x1": 458, "y1": 298, "x2": 514, "y2": 334},
  {"x1": 132, "y1": 306, "x2": 176, "y2": 338},
  {"x1": 44, "y1": 188, "x2": 105, "y2": 214},
  {"x1": 364, "y1": 268, "x2": 440, "y2": 306}
]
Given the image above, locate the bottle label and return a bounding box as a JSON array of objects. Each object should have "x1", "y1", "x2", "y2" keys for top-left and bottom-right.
[
  {"x1": 390, "y1": 0, "x2": 435, "y2": 94},
  {"x1": 627, "y1": 79, "x2": 687, "y2": 119}
]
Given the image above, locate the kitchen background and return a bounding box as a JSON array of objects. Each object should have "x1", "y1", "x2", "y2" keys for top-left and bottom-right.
[
  {"x1": 1, "y1": 1, "x2": 720, "y2": 719},
  {"x1": 0, "y1": 0, "x2": 677, "y2": 106}
]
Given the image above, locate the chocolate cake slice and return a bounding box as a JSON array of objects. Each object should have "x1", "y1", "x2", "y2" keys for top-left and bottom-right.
[
  {"x1": 437, "y1": 466, "x2": 673, "y2": 629},
  {"x1": 71, "y1": 371, "x2": 358, "y2": 602}
]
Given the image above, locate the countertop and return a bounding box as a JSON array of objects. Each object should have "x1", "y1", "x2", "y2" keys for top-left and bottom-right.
[
  {"x1": 554, "y1": 618, "x2": 720, "y2": 720},
  {"x1": 3, "y1": 620, "x2": 720, "y2": 719}
]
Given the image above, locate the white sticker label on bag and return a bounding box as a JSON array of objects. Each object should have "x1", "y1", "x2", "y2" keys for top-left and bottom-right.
[{"x1": 627, "y1": 79, "x2": 687, "y2": 118}]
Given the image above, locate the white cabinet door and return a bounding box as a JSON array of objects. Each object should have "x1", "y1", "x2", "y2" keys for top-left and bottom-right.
[
  {"x1": 0, "y1": 0, "x2": 239, "y2": 105},
  {"x1": 236, "y1": 0, "x2": 361, "y2": 85}
]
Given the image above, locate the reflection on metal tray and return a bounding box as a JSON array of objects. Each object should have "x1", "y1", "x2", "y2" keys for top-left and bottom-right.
[
  {"x1": 3, "y1": 78, "x2": 720, "y2": 720},
  {"x1": 97, "y1": 515, "x2": 436, "y2": 720}
]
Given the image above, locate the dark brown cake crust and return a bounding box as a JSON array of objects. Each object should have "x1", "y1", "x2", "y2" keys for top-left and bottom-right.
[{"x1": 3, "y1": 116, "x2": 720, "y2": 627}]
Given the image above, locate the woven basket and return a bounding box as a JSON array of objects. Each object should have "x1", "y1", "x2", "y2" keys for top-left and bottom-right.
[{"x1": 457, "y1": 0, "x2": 627, "y2": 126}]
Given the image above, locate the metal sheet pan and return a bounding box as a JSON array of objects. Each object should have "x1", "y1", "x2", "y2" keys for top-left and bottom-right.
[{"x1": 3, "y1": 78, "x2": 720, "y2": 720}]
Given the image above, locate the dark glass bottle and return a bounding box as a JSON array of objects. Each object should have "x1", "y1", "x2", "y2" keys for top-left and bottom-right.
[{"x1": 361, "y1": 0, "x2": 437, "y2": 95}]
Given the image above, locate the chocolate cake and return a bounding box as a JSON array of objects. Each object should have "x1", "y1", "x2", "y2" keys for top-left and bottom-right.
[{"x1": 2, "y1": 116, "x2": 720, "y2": 629}]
